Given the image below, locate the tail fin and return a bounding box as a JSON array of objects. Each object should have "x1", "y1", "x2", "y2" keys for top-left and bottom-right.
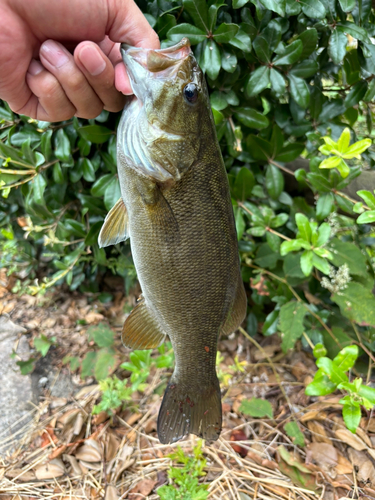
[{"x1": 157, "y1": 378, "x2": 222, "y2": 444}]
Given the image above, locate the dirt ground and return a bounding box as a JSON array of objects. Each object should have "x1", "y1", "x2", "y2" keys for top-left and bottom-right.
[{"x1": 0, "y1": 276, "x2": 375, "y2": 500}]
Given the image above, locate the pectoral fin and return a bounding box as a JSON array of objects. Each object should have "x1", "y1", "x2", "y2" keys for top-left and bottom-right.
[
  {"x1": 98, "y1": 198, "x2": 129, "y2": 248},
  {"x1": 122, "y1": 298, "x2": 166, "y2": 349},
  {"x1": 221, "y1": 282, "x2": 247, "y2": 336}
]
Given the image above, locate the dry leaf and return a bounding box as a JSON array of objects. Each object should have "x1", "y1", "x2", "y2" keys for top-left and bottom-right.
[
  {"x1": 301, "y1": 410, "x2": 328, "y2": 422},
  {"x1": 85, "y1": 312, "x2": 104, "y2": 324},
  {"x1": 105, "y1": 485, "x2": 119, "y2": 500},
  {"x1": 75, "y1": 439, "x2": 102, "y2": 462},
  {"x1": 353, "y1": 425, "x2": 373, "y2": 448},
  {"x1": 305, "y1": 443, "x2": 338, "y2": 477},
  {"x1": 128, "y1": 478, "x2": 157, "y2": 500},
  {"x1": 35, "y1": 459, "x2": 65, "y2": 479},
  {"x1": 307, "y1": 421, "x2": 331, "y2": 444},
  {"x1": 78, "y1": 460, "x2": 102, "y2": 471},
  {"x1": 360, "y1": 417, "x2": 375, "y2": 433},
  {"x1": 335, "y1": 453, "x2": 352, "y2": 475},
  {"x1": 104, "y1": 433, "x2": 120, "y2": 462},
  {"x1": 334, "y1": 428, "x2": 367, "y2": 451},
  {"x1": 64, "y1": 454, "x2": 82, "y2": 476},
  {"x1": 348, "y1": 448, "x2": 375, "y2": 487},
  {"x1": 253, "y1": 344, "x2": 279, "y2": 361},
  {"x1": 5, "y1": 469, "x2": 36, "y2": 481}
]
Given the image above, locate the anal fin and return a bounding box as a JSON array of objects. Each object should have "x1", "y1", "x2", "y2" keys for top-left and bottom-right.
[
  {"x1": 98, "y1": 198, "x2": 129, "y2": 248},
  {"x1": 221, "y1": 282, "x2": 247, "y2": 336},
  {"x1": 122, "y1": 298, "x2": 166, "y2": 349}
]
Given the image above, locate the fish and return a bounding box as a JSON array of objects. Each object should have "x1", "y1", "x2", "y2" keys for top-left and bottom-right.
[{"x1": 98, "y1": 38, "x2": 247, "y2": 444}]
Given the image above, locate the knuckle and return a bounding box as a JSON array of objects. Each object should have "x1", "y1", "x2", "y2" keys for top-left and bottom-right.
[{"x1": 68, "y1": 73, "x2": 85, "y2": 93}]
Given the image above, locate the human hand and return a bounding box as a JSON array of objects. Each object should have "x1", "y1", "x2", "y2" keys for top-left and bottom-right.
[{"x1": 0, "y1": 0, "x2": 159, "y2": 121}]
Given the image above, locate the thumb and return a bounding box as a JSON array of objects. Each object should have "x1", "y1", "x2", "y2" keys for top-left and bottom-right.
[{"x1": 106, "y1": 0, "x2": 160, "y2": 49}]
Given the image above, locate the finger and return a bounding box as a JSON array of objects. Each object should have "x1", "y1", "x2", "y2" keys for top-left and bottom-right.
[
  {"x1": 74, "y1": 41, "x2": 126, "y2": 112},
  {"x1": 39, "y1": 40, "x2": 104, "y2": 119},
  {"x1": 96, "y1": 37, "x2": 132, "y2": 95},
  {"x1": 24, "y1": 60, "x2": 76, "y2": 121}
]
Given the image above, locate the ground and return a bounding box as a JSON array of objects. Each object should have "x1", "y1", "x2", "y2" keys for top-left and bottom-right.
[{"x1": 0, "y1": 274, "x2": 375, "y2": 500}]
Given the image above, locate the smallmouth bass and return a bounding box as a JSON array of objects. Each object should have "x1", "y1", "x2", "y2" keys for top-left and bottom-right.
[{"x1": 99, "y1": 38, "x2": 247, "y2": 444}]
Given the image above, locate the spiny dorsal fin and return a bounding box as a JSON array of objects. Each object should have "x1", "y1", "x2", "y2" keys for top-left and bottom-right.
[
  {"x1": 221, "y1": 282, "x2": 247, "y2": 336},
  {"x1": 98, "y1": 198, "x2": 129, "y2": 248},
  {"x1": 122, "y1": 298, "x2": 166, "y2": 350}
]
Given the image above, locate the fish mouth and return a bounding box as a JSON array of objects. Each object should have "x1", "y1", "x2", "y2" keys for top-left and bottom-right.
[{"x1": 120, "y1": 38, "x2": 194, "y2": 97}]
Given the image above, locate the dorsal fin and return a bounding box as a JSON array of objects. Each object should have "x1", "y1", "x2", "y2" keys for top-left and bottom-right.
[{"x1": 98, "y1": 198, "x2": 129, "y2": 248}]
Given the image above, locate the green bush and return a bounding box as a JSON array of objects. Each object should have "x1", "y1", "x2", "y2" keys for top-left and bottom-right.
[{"x1": 1, "y1": 0, "x2": 375, "y2": 418}]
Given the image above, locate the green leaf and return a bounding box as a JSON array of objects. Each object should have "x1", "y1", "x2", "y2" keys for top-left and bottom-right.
[
  {"x1": 210, "y1": 91, "x2": 228, "y2": 111},
  {"x1": 297, "y1": 29, "x2": 318, "y2": 59},
  {"x1": 81, "y1": 351, "x2": 97, "y2": 378},
  {"x1": 259, "y1": 0, "x2": 285, "y2": 16},
  {"x1": 300, "y1": 250, "x2": 313, "y2": 276},
  {"x1": 328, "y1": 30, "x2": 348, "y2": 64},
  {"x1": 104, "y1": 179, "x2": 121, "y2": 211},
  {"x1": 329, "y1": 239, "x2": 368, "y2": 277},
  {"x1": 87, "y1": 323, "x2": 115, "y2": 347},
  {"x1": 203, "y1": 40, "x2": 221, "y2": 80},
  {"x1": 316, "y1": 192, "x2": 334, "y2": 220},
  {"x1": 270, "y1": 68, "x2": 286, "y2": 95},
  {"x1": 296, "y1": 213, "x2": 311, "y2": 242},
  {"x1": 82, "y1": 158, "x2": 96, "y2": 182},
  {"x1": 91, "y1": 174, "x2": 114, "y2": 197},
  {"x1": 338, "y1": 0, "x2": 355, "y2": 11},
  {"x1": 233, "y1": 0, "x2": 249, "y2": 7},
  {"x1": 337, "y1": 128, "x2": 351, "y2": 154},
  {"x1": 78, "y1": 125, "x2": 113, "y2": 144},
  {"x1": 357, "y1": 211, "x2": 375, "y2": 224},
  {"x1": 246, "y1": 66, "x2": 270, "y2": 97},
  {"x1": 34, "y1": 335, "x2": 55, "y2": 357},
  {"x1": 313, "y1": 343, "x2": 327, "y2": 358},
  {"x1": 316, "y1": 222, "x2": 331, "y2": 246},
  {"x1": 233, "y1": 168, "x2": 255, "y2": 200},
  {"x1": 213, "y1": 23, "x2": 239, "y2": 43},
  {"x1": 283, "y1": 253, "x2": 305, "y2": 278},
  {"x1": 356, "y1": 190, "x2": 375, "y2": 210},
  {"x1": 253, "y1": 35, "x2": 272, "y2": 63},
  {"x1": 319, "y1": 156, "x2": 342, "y2": 170},
  {"x1": 275, "y1": 143, "x2": 304, "y2": 163},
  {"x1": 54, "y1": 129, "x2": 71, "y2": 162},
  {"x1": 300, "y1": 0, "x2": 326, "y2": 19},
  {"x1": 221, "y1": 50, "x2": 238, "y2": 73},
  {"x1": 16, "y1": 358, "x2": 36, "y2": 375},
  {"x1": 288, "y1": 74, "x2": 310, "y2": 109},
  {"x1": 344, "y1": 81, "x2": 368, "y2": 109},
  {"x1": 337, "y1": 21, "x2": 370, "y2": 43},
  {"x1": 284, "y1": 422, "x2": 305, "y2": 447},
  {"x1": 234, "y1": 108, "x2": 269, "y2": 129},
  {"x1": 290, "y1": 60, "x2": 319, "y2": 78},
  {"x1": 265, "y1": 164, "x2": 284, "y2": 200},
  {"x1": 246, "y1": 135, "x2": 272, "y2": 161},
  {"x1": 229, "y1": 29, "x2": 252, "y2": 52},
  {"x1": 316, "y1": 357, "x2": 348, "y2": 385},
  {"x1": 332, "y1": 282, "x2": 375, "y2": 326},
  {"x1": 280, "y1": 238, "x2": 310, "y2": 255},
  {"x1": 266, "y1": 231, "x2": 280, "y2": 252},
  {"x1": 270, "y1": 213, "x2": 288, "y2": 228},
  {"x1": 254, "y1": 243, "x2": 280, "y2": 269},
  {"x1": 95, "y1": 348, "x2": 117, "y2": 380},
  {"x1": 333, "y1": 345, "x2": 358, "y2": 371},
  {"x1": 342, "y1": 402, "x2": 361, "y2": 433},
  {"x1": 32, "y1": 174, "x2": 47, "y2": 205},
  {"x1": 342, "y1": 139, "x2": 372, "y2": 159},
  {"x1": 273, "y1": 40, "x2": 303, "y2": 65},
  {"x1": 311, "y1": 253, "x2": 331, "y2": 274},
  {"x1": 262, "y1": 309, "x2": 279, "y2": 336},
  {"x1": 239, "y1": 398, "x2": 274, "y2": 418},
  {"x1": 235, "y1": 207, "x2": 245, "y2": 240},
  {"x1": 305, "y1": 369, "x2": 337, "y2": 396},
  {"x1": 182, "y1": 0, "x2": 209, "y2": 31},
  {"x1": 279, "y1": 301, "x2": 307, "y2": 352}
]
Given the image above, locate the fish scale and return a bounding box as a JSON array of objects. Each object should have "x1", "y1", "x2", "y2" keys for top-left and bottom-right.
[{"x1": 98, "y1": 38, "x2": 247, "y2": 444}]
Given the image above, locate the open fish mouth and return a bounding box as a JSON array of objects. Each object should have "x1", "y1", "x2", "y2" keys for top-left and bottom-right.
[{"x1": 120, "y1": 38, "x2": 195, "y2": 98}]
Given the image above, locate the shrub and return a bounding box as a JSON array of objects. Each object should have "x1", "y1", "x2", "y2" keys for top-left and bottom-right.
[{"x1": 1, "y1": 0, "x2": 375, "y2": 425}]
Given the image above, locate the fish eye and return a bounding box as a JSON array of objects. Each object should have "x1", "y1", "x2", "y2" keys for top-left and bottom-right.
[{"x1": 183, "y1": 83, "x2": 198, "y2": 104}]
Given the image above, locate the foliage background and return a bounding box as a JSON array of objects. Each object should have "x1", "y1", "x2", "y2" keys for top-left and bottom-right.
[{"x1": 1, "y1": 0, "x2": 375, "y2": 378}]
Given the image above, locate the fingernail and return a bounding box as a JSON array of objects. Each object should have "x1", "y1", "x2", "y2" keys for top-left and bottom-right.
[
  {"x1": 78, "y1": 46, "x2": 106, "y2": 76},
  {"x1": 28, "y1": 59, "x2": 44, "y2": 76},
  {"x1": 41, "y1": 40, "x2": 69, "y2": 68}
]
